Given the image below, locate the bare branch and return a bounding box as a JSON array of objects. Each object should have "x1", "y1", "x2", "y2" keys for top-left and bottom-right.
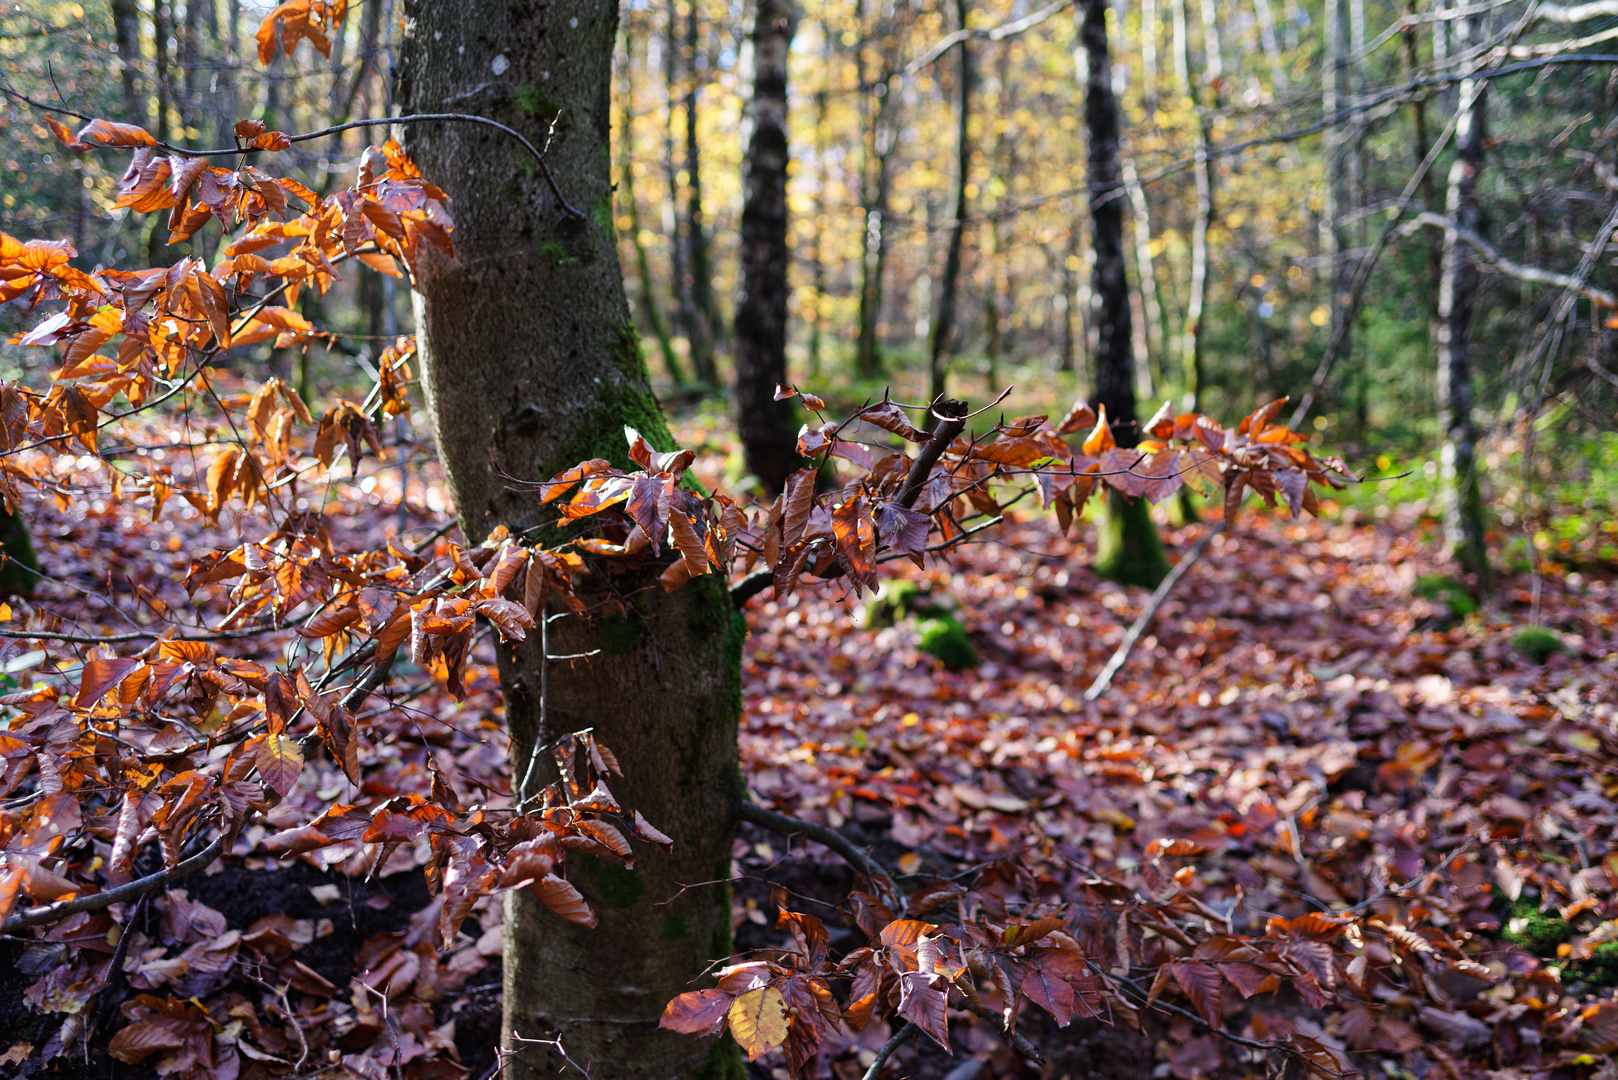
[
  {"x1": 3, "y1": 838, "x2": 224, "y2": 933},
  {"x1": 1402, "y1": 211, "x2": 1618, "y2": 306}
]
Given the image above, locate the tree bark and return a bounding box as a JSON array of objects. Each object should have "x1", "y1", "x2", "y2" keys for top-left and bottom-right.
[
  {"x1": 1435, "y1": 6, "x2": 1491, "y2": 585},
  {"x1": 399, "y1": 4, "x2": 745, "y2": 1077},
  {"x1": 1080, "y1": 0, "x2": 1168, "y2": 587},
  {"x1": 927, "y1": 0, "x2": 972, "y2": 417},
  {"x1": 734, "y1": 0, "x2": 801, "y2": 494}
]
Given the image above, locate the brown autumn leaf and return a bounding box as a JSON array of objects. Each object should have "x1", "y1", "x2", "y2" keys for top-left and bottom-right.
[{"x1": 660, "y1": 989, "x2": 732, "y2": 1036}]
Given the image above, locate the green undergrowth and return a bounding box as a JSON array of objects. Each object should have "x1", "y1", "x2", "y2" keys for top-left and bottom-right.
[
  {"x1": 864, "y1": 580, "x2": 978, "y2": 669},
  {"x1": 1509, "y1": 626, "x2": 1568, "y2": 664},
  {"x1": 1414, "y1": 574, "x2": 1478, "y2": 617}
]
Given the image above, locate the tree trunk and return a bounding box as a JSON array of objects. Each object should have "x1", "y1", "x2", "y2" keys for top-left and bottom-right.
[
  {"x1": 399, "y1": 4, "x2": 745, "y2": 1078},
  {"x1": 1435, "y1": 7, "x2": 1491, "y2": 585},
  {"x1": 111, "y1": 0, "x2": 142, "y2": 122},
  {"x1": 684, "y1": 3, "x2": 720, "y2": 384},
  {"x1": 1123, "y1": 157, "x2": 1168, "y2": 394},
  {"x1": 927, "y1": 0, "x2": 972, "y2": 417},
  {"x1": 1080, "y1": 0, "x2": 1168, "y2": 587},
  {"x1": 664, "y1": 0, "x2": 694, "y2": 373},
  {"x1": 856, "y1": 0, "x2": 896, "y2": 380},
  {"x1": 733, "y1": 0, "x2": 800, "y2": 494},
  {"x1": 1177, "y1": 0, "x2": 1218, "y2": 412},
  {"x1": 147, "y1": 0, "x2": 173, "y2": 266},
  {"x1": 1252, "y1": 0, "x2": 1289, "y2": 94},
  {"x1": 621, "y1": 23, "x2": 685, "y2": 387},
  {"x1": 1321, "y1": 0, "x2": 1353, "y2": 392},
  {"x1": 809, "y1": 69, "x2": 829, "y2": 379},
  {"x1": 1141, "y1": 0, "x2": 1160, "y2": 115}
]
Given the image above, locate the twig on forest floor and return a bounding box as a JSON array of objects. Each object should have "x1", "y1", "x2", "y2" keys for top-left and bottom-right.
[{"x1": 1084, "y1": 520, "x2": 1227, "y2": 702}]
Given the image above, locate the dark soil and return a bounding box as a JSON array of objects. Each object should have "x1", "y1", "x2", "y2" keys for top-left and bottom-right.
[{"x1": 0, "y1": 857, "x2": 504, "y2": 1079}]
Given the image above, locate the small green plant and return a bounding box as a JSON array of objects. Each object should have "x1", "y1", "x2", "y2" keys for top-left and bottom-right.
[
  {"x1": 917, "y1": 616, "x2": 977, "y2": 670},
  {"x1": 865, "y1": 579, "x2": 949, "y2": 629},
  {"x1": 1501, "y1": 895, "x2": 1571, "y2": 955},
  {"x1": 1509, "y1": 626, "x2": 1568, "y2": 664},
  {"x1": 1415, "y1": 574, "x2": 1477, "y2": 617}
]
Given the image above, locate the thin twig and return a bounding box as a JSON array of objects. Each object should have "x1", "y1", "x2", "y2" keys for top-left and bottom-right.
[{"x1": 1085, "y1": 520, "x2": 1226, "y2": 702}]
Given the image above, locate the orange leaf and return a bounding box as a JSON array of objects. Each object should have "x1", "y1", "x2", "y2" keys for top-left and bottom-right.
[{"x1": 74, "y1": 119, "x2": 157, "y2": 148}]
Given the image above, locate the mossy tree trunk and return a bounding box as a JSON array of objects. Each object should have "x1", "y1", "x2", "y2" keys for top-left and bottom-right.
[
  {"x1": 1079, "y1": 0, "x2": 1168, "y2": 588},
  {"x1": 733, "y1": 0, "x2": 800, "y2": 495},
  {"x1": 400, "y1": 3, "x2": 744, "y2": 1077}
]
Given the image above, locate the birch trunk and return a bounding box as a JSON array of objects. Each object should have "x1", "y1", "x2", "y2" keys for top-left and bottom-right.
[{"x1": 1435, "y1": 6, "x2": 1491, "y2": 584}]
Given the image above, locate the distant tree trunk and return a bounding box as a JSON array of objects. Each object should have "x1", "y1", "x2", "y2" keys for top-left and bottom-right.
[
  {"x1": 1123, "y1": 157, "x2": 1168, "y2": 393},
  {"x1": 734, "y1": 0, "x2": 800, "y2": 494},
  {"x1": 622, "y1": 24, "x2": 685, "y2": 387},
  {"x1": 1080, "y1": 0, "x2": 1169, "y2": 587},
  {"x1": 111, "y1": 0, "x2": 142, "y2": 121},
  {"x1": 664, "y1": 0, "x2": 693, "y2": 369},
  {"x1": 1061, "y1": 232, "x2": 1078, "y2": 373},
  {"x1": 684, "y1": 3, "x2": 719, "y2": 383},
  {"x1": 1321, "y1": 0, "x2": 1353, "y2": 394},
  {"x1": 1406, "y1": 0, "x2": 1442, "y2": 338},
  {"x1": 1177, "y1": 0, "x2": 1220, "y2": 412},
  {"x1": 1435, "y1": 8, "x2": 1491, "y2": 585},
  {"x1": 180, "y1": 0, "x2": 201, "y2": 133},
  {"x1": 856, "y1": 0, "x2": 897, "y2": 380},
  {"x1": 400, "y1": 3, "x2": 744, "y2": 1078},
  {"x1": 1141, "y1": 0, "x2": 1160, "y2": 115},
  {"x1": 1253, "y1": 0, "x2": 1290, "y2": 94},
  {"x1": 147, "y1": 0, "x2": 173, "y2": 265},
  {"x1": 809, "y1": 67, "x2": 829, "y2": 378},
  {"x1": 927, "y1": 0, "x2": 972, "y2": 417}
]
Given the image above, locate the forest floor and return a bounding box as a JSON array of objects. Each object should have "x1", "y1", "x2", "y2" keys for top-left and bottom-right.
[{"x1": 0, "y1": 408, "x2": 1614, "y2": 1080}]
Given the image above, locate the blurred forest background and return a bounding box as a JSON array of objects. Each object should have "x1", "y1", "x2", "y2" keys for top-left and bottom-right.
[{"x1": 3, "y1": 0, "x2": 1617, "y2": 581}]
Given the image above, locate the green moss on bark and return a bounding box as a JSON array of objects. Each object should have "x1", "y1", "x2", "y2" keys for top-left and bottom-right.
[
  {"x1": 1094, "y1": 489, "x2": 1169, "y2": 588},
  {"x1": 596, "y1": 863, "x2": 645, "y2": 908},
  {"x1": 695, "y1": 1034, "x2": 746, "y2": 1080}
]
